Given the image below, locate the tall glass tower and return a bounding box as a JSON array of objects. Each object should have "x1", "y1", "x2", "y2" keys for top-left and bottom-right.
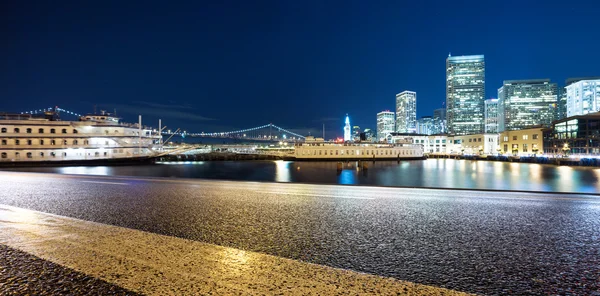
[
  {"x1": 395, "y1": 91, "x2": 417, "y2": 133},
  {"x1": 484, "y1": 98, "x2": 499, "y2": 133},
  {"x1": 498, "y1": 79, "x2": 557, "y2": 131},
  {"x1": 565, "y1": 77, "x2": 600, "y2": 117},
  {"x1": 376, "y1": 111, "x2": 395, "y2": 142},
  {"x1": 446, "y1": 54, "x2": 485, "y2": 135}
]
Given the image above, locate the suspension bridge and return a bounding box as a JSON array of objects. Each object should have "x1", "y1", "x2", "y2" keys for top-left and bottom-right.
[{"x1": 21, "y1": 107, "x2": 307, "y2": 142}]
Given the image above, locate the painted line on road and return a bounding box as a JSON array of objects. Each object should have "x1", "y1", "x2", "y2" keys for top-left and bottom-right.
[
  {"x1": 255, "y1": 191, "x2": 376, "y2": 200},
  {"x1": 0, "y1": 204, "x2": 469, "y2": 296},
  {"x1": 80, "y1": 181, "x2": 129, "y2": 185}
]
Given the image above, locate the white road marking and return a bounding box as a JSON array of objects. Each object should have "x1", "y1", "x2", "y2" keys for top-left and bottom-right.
[
  {"x1": 80, "y1": 181, "x2": 129, "y2": 185},
  {"x1": 255, "y1": 191, "x2": 376, "y2": 199},
  {"x1": 0, "y1": 204, "x2": 468, "y2": 296}
]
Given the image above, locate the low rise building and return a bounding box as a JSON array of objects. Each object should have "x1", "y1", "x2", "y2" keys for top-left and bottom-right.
[
  {"x1": 410, "y1": 134, "x2": 449, "y2": 153},
  {"x1": 543, "y1": 112, "x2": 600, "y2": 156},
  {"x1": 448, "y1": 133, "x2": 499, "y2": 155},
  {"x1": 499, "y1": 127, "x2": 544, "y2": 156}
]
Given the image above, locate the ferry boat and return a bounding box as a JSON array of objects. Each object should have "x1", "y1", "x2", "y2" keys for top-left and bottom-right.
[
  {"x1": 0, "y1": 110, "x2": 161, "y2": 166},
  {"x1": 292, "y1": 136, "x2": 424, "y2": 160}
]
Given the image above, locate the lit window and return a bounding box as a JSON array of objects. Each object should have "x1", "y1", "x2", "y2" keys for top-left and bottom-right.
[{"x1": 523, "y1": 135, "x2": 529, "y2": 140}]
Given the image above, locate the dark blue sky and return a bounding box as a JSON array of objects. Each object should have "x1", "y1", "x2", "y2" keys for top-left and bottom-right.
[{"x1": 2, "y1": 1, "x2": 599, "y2": 138}]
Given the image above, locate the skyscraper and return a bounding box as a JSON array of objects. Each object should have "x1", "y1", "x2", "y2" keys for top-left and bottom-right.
[
  {"x1": 432, "y1": 107, "x2": 447, "y2": 134},
  {"x1": 416, "y1": 116, "x2": 433, "y2": 134},
  {"x1": 484, "y1": 98, "x2": 499, "y2": 133},
  {"x1": 395, "y1": 91, "x2": 417, "y2": 133},
  {"x1": 446, "y1": 54, "x2": 485, "y2": 135},
  {"x1": 565, "y1": 77, "x2": 600, "y2": 117},
  {"x1": 557, "y1": 86, "x2": 567, "y2": 120},
  {"x1": 376, "y1": 111, "x2": 395, "y2": 142},
  {"x1": 352, "y1": 126, "x2": 361, "y2": 141},
  {"x1": 498, "y1": 79, "x2": 557, "y2": 131},
  {"x1": 343, "y1": 115, "x2": 351, "y2": 141}
]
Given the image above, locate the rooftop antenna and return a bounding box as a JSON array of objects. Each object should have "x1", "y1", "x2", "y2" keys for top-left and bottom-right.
[
  {"x1": 114, "y1": 108, "x2": 117, "y2": 117},
  {"x1": 93, "y1": 105, "x2": 97, "y2": 114}
]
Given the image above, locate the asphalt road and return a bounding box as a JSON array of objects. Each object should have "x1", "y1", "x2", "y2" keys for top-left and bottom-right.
[{"x1": 0, "y1": 171, "x2": 599, "y2": 295}]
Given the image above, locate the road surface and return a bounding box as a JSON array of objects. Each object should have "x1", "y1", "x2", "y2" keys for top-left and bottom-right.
[{"x1": 0, "y1": 171, "x2": 598, "y2": 295}]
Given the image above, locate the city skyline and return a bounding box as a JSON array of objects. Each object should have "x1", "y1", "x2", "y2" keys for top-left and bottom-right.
[{"x1": 2, "y1": 1, "x2": 600, "y2": 138}]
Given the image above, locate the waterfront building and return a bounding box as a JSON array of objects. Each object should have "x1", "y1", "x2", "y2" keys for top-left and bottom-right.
[
  {"x1": 543, "y1": 112, "x2": 600, "y2": 156},
  {"x1": 410, "y1": 134, "x2": 449, "y2": 154},
  {"x1": 296, "y1": 136, "x2": 424, "y2": 160},
  {"x1": 432, "y1": 107, "x2": 447, "y2": 134},
  {"x1": 344, "y1": 115, "x2": 351, "y2": 142},
  {"x1": 499, "y1": 127, "x2": 545, "y2": 156},
  {"x1": 446, "y1": 54, "x2": 485, "y2": 135},
  {"x1": 416, "y1": 116, "x2": 434, "y2": 135},
  {"x1": 447, "y1": 133, "x2": 499, "y2": 155},
  {"x1": 376, "y1": 111, "x2": 395, "y2": 142},
  {"x1": 484, "y1": 98, "x2": 499, "y2": 133},
  {"x1": 498, "y1": 79, "x2": 557, "y2": 132},
  {"x1": 565, "y1": 77, "x2": 600, "y2": 117},
  {"x1": 395, "y1": 91, "x2": 417, "y2": 133}
]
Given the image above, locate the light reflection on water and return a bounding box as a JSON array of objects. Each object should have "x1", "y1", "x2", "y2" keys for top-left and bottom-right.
[{"x1": 4, "y1": 159, "x2": 600, "y2": 193}]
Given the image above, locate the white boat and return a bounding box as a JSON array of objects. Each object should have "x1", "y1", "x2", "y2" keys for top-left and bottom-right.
[
  {"x1": 0, "y1": 111, "x2": 161, "y2": 165},
  {"x1": 292, "y1": 136, "x2": 424, "y2": 160}
]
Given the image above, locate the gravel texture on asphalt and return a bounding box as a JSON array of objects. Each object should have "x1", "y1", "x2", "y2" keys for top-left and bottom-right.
[
  {"x1": 0, "y1": 244, "x2": 141, "y2": 296},
  {"x1": 0, "y1": 205, "x2": 470, "y2": 296},
  {"x1": 1, "y1": 172, "x2": 599, "y2": 295}
]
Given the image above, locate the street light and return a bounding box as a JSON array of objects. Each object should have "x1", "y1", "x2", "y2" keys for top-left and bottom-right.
[{"x1": 562, "y1": 143, "x2": 570, "y2": 157}]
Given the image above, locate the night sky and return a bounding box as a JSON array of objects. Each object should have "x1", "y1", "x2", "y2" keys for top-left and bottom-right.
[{"x1": 2, "y1": 1, "x2": 599, "y2": 138}]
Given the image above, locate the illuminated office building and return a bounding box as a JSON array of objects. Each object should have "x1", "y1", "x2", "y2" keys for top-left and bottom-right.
[
  {"x1": 432, "y1": 107, "x2": 447, "y2": 134},
  {"x1": 565, "y1": 77, "x2": 600, "y2": 117},
  {"x1": 446, "y1": 54, "x2": 485, "y2": 135},
  {"x1": 498, "y1": 79, "x2": 557, "y2": 131},
  {"x1": 484, "y1": 98, "x2": 499, "y2": 133},
  {"x1": 395, "y1": 91, "x2": 417, "y2": 133},
  {"x1": 416, "y1": 116, "x2": 434, "y2": 134},
  {"x1": 376, "y1": 111, "x2": 395, "y2": 142}
]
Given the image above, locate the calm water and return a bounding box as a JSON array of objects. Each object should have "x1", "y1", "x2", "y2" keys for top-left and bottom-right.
[{"x1": 4, "y1": 159, "x2": 600, "y2": 194}]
